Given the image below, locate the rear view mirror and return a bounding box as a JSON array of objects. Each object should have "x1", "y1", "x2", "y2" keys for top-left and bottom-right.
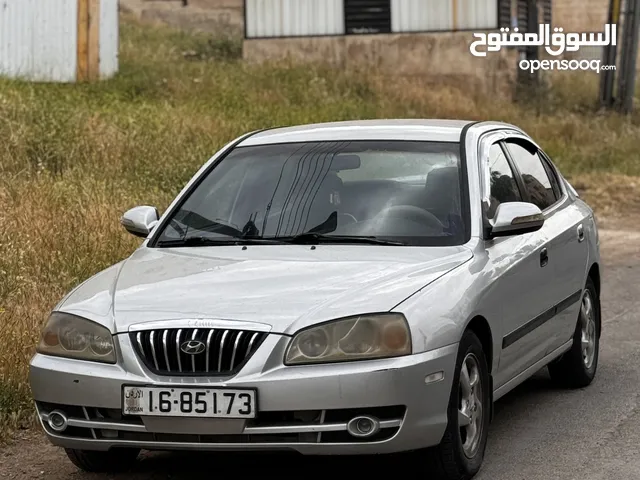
[
  {"x1": 489, "y1": 202, "x2": 544, "y2": 238},
  {"x1": 121, "y1": 206, "x2": 159, "y2": 238},
  {"x1": 331, "y1": 154, "x2": 361, "y2": 171}
]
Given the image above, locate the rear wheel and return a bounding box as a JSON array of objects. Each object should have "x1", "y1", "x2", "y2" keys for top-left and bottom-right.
[
  {"x1": 65, "y1": 448, "x2": 140, "y2": 473},
  {"x1": 548, "y1": 277, "x2": 600, "y2": 388},
  {"x1": 416, "y1": 330, "x2": 491, "y2": 480}
]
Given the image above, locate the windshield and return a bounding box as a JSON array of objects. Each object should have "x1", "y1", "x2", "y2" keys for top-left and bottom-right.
[{"x1": 152, "y1": 140, "x2": 467, "y2": 247}]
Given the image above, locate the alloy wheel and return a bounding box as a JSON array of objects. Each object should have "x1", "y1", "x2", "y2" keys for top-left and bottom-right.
[
  {"x1": 581, "y1": 289, "x2": 597, "y2": 369},
  {"x1": 458, "y1": 353, "x2": 484, "y2": 458}
]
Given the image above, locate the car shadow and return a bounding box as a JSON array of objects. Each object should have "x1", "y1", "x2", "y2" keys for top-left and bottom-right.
[
  {"x1": 128, "y1": 449, "x2": 388, "y2": 478},
  {"x1": 491, "y1": 368, "x2": 566, "y2": 416}
]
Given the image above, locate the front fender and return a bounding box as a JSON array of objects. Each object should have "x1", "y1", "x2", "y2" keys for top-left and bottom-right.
[{"x1": 392, "y1": 250, "x2": 501, "y2": 373}]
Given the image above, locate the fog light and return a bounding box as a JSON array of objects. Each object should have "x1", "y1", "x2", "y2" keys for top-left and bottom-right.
[
  {"x1": 47, "y1": 410, "x2": 68, "y2": 433},
  {"x1": 346, "y1": 415, "x2": 380, "y2": 438}
]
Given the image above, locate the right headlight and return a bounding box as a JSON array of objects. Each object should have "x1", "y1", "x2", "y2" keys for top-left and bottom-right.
[
  {"x1": 284, "y1": 313, "x2": 412, "y2": 365},
  {"x1": 36, "y1": 312, "x2": 116, "y2": 364}
]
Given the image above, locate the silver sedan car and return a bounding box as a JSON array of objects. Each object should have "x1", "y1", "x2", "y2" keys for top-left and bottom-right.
[{"x1": 30, "y1": 120, "x2": 601, "y2": 479}]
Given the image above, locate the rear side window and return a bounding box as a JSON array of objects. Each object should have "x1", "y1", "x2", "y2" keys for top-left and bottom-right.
[
  {"x1": 505, "y1": 141, "x2": 558, "y2": 211},
  {"x1": 539, "y1": 151, "x2": 563, "y2": 199},
  {"x1": 487, "y1": 143, "x2": 522, "y2": 219}
]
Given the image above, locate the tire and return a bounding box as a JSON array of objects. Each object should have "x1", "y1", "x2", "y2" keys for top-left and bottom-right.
[
  {"x1": 65, "y1": 448, "x2": 140, "y2": 473},
  {"x1": 548, "y1": 277, "x2": 600, "y2": 388},
  {"x1": 416, "y1": 330, "x2": 491, "y2": 480}
]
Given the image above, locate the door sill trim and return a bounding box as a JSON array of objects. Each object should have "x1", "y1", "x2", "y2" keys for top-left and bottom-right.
[{"x1": 493, "y1": 339, "x2": 573, "y2": 402}]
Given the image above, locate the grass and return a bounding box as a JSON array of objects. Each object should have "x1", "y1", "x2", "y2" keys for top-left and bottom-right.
[{"x1": 1, "y1": 14, "x2": 639, "y2": 439}]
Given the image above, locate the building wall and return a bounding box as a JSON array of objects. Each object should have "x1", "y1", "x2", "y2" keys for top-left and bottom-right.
[
  {"x1": 553, "y1": 0, "x2": 609, "y2": 32},
  {"x1": 174, "y1": 0, "x2": 614, "y2": 38},
  {"x1": 187, "y1": 0, "x2": 242, "y2": 8},
  {"x1": 136, "y1": 0, "x2": 244, "y2": 36},
  {"x1": 244, "y1": 31, "x2": 518, "y2": 96},
  {"x1": 138, "y1": 0, "x2": 634, "y2": 91}
]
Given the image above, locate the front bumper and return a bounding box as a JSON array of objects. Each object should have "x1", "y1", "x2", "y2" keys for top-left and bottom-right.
[{"x1": 29, "y1": 333, "x2": 458, "y2": 455}]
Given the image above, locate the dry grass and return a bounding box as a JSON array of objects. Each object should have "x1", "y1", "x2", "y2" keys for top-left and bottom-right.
[{"x1": 1, "y1": 15, "x2": 640, "y2": 439}]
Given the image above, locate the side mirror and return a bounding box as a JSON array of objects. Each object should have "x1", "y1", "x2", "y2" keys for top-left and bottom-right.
[
  {"x1": 489, "y1": 202, "x2": 544, "y2": 238},
  {"x1": 120, "y1": 206, "x2": 159, "y2": 238}
]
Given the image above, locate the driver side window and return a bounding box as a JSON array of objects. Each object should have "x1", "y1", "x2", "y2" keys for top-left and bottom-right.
[{"x1": 487, "y1": 142, "x2": 522, "y2": 219}]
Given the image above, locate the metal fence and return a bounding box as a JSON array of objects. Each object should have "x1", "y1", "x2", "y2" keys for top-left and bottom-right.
[{"x1": 0, "y1": 0, "x2": 118, "y2": 83}]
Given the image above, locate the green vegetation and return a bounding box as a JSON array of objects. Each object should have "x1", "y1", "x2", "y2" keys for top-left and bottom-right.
[{"x1": 0, "y1": 14, "x2": 638, "y2": 440}]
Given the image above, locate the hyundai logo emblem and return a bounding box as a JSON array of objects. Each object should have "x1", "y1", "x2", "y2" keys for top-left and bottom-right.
[{"x1": 180, "y1": 340, "x2": 206, "y2": 355}]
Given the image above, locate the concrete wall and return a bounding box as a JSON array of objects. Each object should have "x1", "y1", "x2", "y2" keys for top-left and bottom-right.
[
  {"x1": 186, "y1": 0, "x2": 242, "y2": 8},
  {"x1": 123, "y1": 0, "x2": 244, "y2": 37},
  {"x1": 553, "y1": 0, "x2": 609, "y2": 33},
  {"x1": 244, "y1": 31, "x2": 519, "y2": 96},
  {"x1": 551, "y1": 0, "x2": 640, "y2": 73}
]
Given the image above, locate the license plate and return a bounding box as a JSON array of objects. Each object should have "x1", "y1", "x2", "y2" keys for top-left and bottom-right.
[{"x1": 122, "y1": 386, "x2": 257, "y2": 419}]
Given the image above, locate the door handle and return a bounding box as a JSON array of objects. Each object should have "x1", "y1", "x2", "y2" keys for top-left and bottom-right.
[
  {"x1": 540, "y1": 247, "x2": 549, "y2": 267},
  {"x1": 577, "y1": 224, "x2": 585, "y2": 243}
]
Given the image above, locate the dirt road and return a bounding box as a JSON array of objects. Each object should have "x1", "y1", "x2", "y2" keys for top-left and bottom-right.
[{"x1": 2, "y1": 227, "x2": 639, "y2": 479}]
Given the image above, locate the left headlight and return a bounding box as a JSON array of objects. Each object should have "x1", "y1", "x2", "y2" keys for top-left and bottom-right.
[
  {"x1": 285, "y1": 313, "x2": 412, "y2": 365},
  {"x1": 36, "y1": 312, "x2": 116, "y2": 364}
]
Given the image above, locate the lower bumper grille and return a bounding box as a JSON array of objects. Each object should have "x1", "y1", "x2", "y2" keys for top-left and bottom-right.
[{"x1": 37, "y1": 402, "x2": 405, "y2": 445}]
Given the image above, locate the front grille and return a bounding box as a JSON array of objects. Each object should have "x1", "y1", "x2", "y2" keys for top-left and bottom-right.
[{"x1": 130, "y1": 328, "x2": 267, "y2": 376}]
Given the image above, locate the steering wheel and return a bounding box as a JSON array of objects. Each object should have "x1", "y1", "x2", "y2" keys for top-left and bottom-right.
[
  {"x1": 338, "y1": 213, "x2": 358, "y2": 225},
  {"x1": 375, "y1": 205, "x2": 444, "y2": 230},
  {"x1": 263, "y1": 209, "x2": 358, "y2": 229}
]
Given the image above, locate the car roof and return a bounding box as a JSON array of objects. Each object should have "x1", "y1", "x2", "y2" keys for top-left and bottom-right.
[{"x1": 238, "y1": 119, "x2": 476, "y2": 146}]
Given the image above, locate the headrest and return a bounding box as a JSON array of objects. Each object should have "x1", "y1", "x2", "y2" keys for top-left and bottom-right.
[{"x1": 425, "y1": 167, "x2": 460, "y2": 192}]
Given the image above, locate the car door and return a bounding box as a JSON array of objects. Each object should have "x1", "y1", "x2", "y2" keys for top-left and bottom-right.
[
  {"x1": 503, "y1": 139, "x2": 588, "y2": 355},
  {"x1": 482, "y1": 140, "x2": 559, "y2": 389}
]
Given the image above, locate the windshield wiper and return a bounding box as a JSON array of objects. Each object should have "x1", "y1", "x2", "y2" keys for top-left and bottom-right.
[
  {"x1": 277, "y1": 232, "x2": 405, "y2": 246},
  {"x1": 156, "y1": 236, "x2": 285, "y2": 247}
]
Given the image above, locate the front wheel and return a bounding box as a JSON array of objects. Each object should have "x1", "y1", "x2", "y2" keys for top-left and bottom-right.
[
  {"x1": 548, "y1": 277, "x2": 600, "y2": 388},
  {"x1": 65, "y1": 448, "x2": 140, "y2": 473},
  {"x1": 415, "y1": 330, "x2": 491, "y2": 480}
]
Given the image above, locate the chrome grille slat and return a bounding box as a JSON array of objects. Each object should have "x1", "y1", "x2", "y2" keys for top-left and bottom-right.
[
  {"x1": 230, "y1": 331, "x2": 244, "y2": 370},
  {"x1": 162, "y1": 330, "x2": 170, "y2": 372},
  {"x1": 149, "y1": 331, "x2": 159, "y2": 370},
  {"x1": 191, "y1": 329, "x2": 198, "y2": 373},
  {"x1": 246, "y1": 331, "x2": 259, "y2": 357},
  {"x1": 130, "y1": 328, "x2": 266, "y2": 376},
  {"x1": 176, "y1": 329, "x2": 183, "y2": 373},
  {"x1": 205, "y1": 329, "x2": 214, "y2": 372},
  {"x1": 218, "y1": 330, "x2": 230, "y2": 373},
  {"x1": 136, "y1": 332, "x2": 144, "y2": 356}
]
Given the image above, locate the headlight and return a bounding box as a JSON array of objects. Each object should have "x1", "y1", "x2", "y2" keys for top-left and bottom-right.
[
  {"x1": 36, "y1": 312, "x2": 116, "y2": 364},
  {"x1": 285, "y1": 313, "x2": 411, "y2": 365}
]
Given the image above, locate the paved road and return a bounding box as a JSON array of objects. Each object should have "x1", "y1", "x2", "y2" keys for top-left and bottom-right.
[{"x1": 1, "y1": 229, "x2": 639, "y2": 479}]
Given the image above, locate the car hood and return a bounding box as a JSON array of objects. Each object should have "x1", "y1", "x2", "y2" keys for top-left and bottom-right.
[{"x1": 59, "y1": 245, "x2": 473, "y2": 335}]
